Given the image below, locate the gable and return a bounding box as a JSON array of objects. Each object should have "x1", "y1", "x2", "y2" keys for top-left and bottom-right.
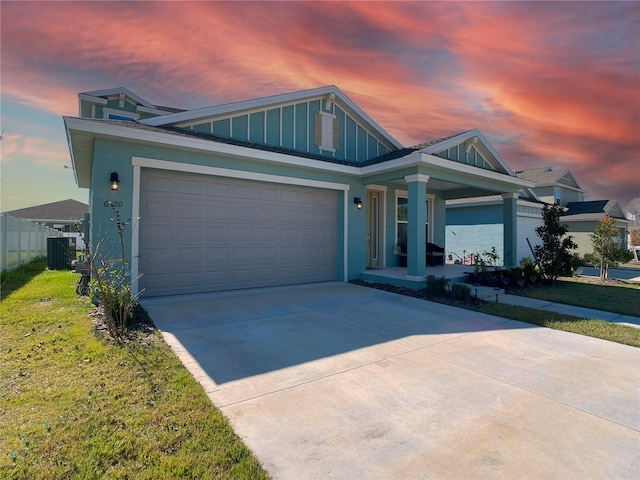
[
  {"x1": 417, "y1": 129, "x2": 514, "y2": 176},
  {"x1": 556, "y1": 171, "x2": 580, "y2": 189},
  {"x1": 171, "y1": 98, "x2": 395, "y2": 163},
  {"x1": 139, "y1": 86, "x2": 402, "y2": 164},
  {"x1": 78, "y1": 88, "x2": 178, "y2": 121},
  {"x1": 605, "y1": 201, "x2": 625, "y2": 219}
]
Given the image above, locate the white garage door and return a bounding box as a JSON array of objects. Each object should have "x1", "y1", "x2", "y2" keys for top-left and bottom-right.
[{"x1": 139, "y1": 170, "x2": 337, "y2": 297}]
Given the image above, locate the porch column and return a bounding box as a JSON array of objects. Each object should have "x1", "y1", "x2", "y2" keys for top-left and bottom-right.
[
  {"x1": 405, "y1": 174, "x2": 429, "y2": 278},
  {"x1": 502, "y1": 193, "x2": 518, "y2": 267}
]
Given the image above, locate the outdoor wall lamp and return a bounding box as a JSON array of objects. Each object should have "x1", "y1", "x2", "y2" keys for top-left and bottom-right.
[
  {"x1": 110, "y1": 171, "x2": 120, "y2": 191},
  {"x1": 353, "y1": 196, "x2": 363, "y2": 209}
]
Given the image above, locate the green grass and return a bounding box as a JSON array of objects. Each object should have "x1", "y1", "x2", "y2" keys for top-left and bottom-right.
[
  {"x1": 474, "y1": 302, "x2": 640, "y2": 348},
  {"x1": 353, "y1": 280, "x2": 640, "y2": 348},
  {"x1": 513, "y1": 277, "x2": 640, "y2": 317},
  {"x1": 0, "y1": 261, "x2": 270, "y2": 479}
]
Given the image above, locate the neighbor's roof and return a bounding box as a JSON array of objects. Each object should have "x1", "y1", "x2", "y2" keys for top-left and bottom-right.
[
  {"x1": 5, "y1": 199, "x2": 88, "y2": 221},
  {"x1": 515, "y1": 167, "x2": 582, "y2": 190},
  {"x1": 561, "y1": 200, "x2": 626, "y2": 221}
]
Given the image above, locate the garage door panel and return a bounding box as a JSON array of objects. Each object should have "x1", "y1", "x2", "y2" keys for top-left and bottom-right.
[
  {"x1": 146, "y1": 176, "x2": 173, "y2": 192},
  {"x1": 234, "y1": 185, "x2": 256, "y2": 200},
  {"x1": 140, "y1": 170, "x2": 337, "y2": 296},
  {"x1": 180, "y1": 247, "x2": 203, "y2": 263},
  {"x1": 175, "y1": 272, "x2": 202, "y2": 288},
  {"x1": 175, "y1": 201, "x2": 204, "y2": 219},
  {"x1": 175, "y1": 225, "x2": 203, "y2": 242},
  {"x1": 258, "y1": 187, "x2": 278, "y2": 201},
  {"x1": 232, "y1": 247, "x2": 255, "y2": 261},
  {"x1": 175, "y1": 178, "x2": 207, "y2": 196},
  {"x1": 207, "y1": 182, "x2": 232, "y2": 197},
  {"x1": 279, "y1": 209, "x2": 299, "y2": 223},
  {"x1": 146, "y1": 202, "x2": 173, "y2": 218},
  {"x1": 205, "y1": 226, "x2": 231, "y2": 242},
  {"x1": 235, "y1": 205, "x2": 257, "y2": 222}
]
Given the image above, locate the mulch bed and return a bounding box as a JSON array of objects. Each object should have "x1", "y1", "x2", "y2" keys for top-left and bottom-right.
[
  {"x1": 350, "y1": 279, "x2": 483, "y2": 307},
  {"x1": 90, "y1": 304, "x2": 160, "y2": 346}
]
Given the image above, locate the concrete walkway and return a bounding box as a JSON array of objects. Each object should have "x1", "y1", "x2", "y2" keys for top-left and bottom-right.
[
  {"x1": 141, "y1": 282, "x2": 640, "y2": 479},
  {"x1": 462, "y1": 283, "x2": 640, "y2": 328}
]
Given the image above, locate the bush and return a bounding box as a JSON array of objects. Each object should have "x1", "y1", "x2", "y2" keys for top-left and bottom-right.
[
  {"x1": 85, "y1": 208, "x2": 138, "y2": 337},
  {"x1": 425, "y1": 275, "x2": 448, "y2": 296},
  {"x1": 534, "y1": 204, "x2": 577, "y2": 280},
  {"x1": 451, "y1": 283, "x2": 471, "y2": 303}
]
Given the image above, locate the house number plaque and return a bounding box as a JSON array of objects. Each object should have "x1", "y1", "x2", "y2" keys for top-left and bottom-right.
[{"x1": 104, "y1": 201, "x2": 123, "y2": 208}]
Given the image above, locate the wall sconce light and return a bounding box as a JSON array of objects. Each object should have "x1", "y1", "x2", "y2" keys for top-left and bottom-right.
[
  {"x1": 353, "y1": 196, "x2": 363, "y2": 209},
  {"x1": 110, "y1": 171, "x2": 120, "y2": 191}
]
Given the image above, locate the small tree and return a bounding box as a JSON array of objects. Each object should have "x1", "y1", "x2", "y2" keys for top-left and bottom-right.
[
  {"x1": 586, "y1": 216, "x2": 633, "y2": 280},
  {"x1": 534, "y1": 204, "x2": 577, "y2": 281}
]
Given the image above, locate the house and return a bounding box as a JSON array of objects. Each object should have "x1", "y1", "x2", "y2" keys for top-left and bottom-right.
[
  {"x1": 515, "y1": 167, "x2": 586, "y2": 207},
  {"x1": 561, "y1": 200, "x2": 630, "y2": 257},
  {"x1": 4, "y1": 199, "x2": 89, "y2": 233},
  {"x1": 446, "y1": 166, "x2": 630, "y2": 265},
  {"x1": 445, "y1": 191, "x2": 544, "y2": 266},
  {"x1": 64, "y1": 86, "x2": 532, "y2": 297}
]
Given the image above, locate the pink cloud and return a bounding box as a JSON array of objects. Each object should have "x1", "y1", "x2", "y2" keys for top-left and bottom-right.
[
  {"x1": 1, "y1": 133, "x2": 69, "y2": 169},
  {"x1": 1, "y1": 1, "x2": 638, "y2": 205}
]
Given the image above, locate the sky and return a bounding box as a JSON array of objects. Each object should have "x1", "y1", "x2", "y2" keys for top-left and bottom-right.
[{"x1": 1, "y1": 1, "x2": 639, "y2": 213}]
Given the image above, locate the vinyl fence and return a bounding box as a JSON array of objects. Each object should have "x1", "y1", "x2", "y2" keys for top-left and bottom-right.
[{"x1": 0, "y1": 213, "x2": 63, "y2": 272}]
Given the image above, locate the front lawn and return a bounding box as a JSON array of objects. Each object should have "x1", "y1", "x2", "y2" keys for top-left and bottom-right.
[
  {"x1": 513, "y1": 277, "x2": 640, "y2": 317},
  {"x1": 0, "y1": 260, "x2": 269, "y2": 479},
  {"x1": 353, "y1": 280, "x2": 640, "y2": 348},
  {"x1": 474, "y1": 302, "x2": 640, "y2": 348}
]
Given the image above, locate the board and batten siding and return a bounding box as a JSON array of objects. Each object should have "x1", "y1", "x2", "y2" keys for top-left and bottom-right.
[{"x1": 181, "y1": 100, "x2": 393, "y2": 164}]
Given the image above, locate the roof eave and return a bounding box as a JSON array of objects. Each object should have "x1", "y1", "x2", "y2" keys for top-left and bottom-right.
[{"x1": 424, "y1": 154, "x2": 534, "y2": 189}]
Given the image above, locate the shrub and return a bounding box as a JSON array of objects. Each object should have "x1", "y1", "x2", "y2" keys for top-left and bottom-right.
[
  {"x1": 425, "y1": 275, "x2": 448, "y2": 296},
  {"x1": 534, "y1": 204, "x2": 577, "y2": 280},
  {"x1": 451, "y1": 283, "x2": 471, "y2": 303},
  {"x1": 86, "y1": 208, "x2": 138, "y2": 336}
]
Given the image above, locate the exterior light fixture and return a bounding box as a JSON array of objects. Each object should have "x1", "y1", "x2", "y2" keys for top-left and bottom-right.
[
  {"x1": 353, "y1": 196, "x2": 363, "y2": 209},
  {"x1": 110, "y1": 171, "x2": 120, "y2": 191}
]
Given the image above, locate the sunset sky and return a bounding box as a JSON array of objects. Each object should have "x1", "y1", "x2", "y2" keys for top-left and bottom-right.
[{"x1": 1, "y1": 1, "x2": 639, "y2": 212}]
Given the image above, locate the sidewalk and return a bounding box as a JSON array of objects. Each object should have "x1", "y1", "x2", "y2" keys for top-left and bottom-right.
[{"x1": 460, "y1": 283, "x2": 640, "y2": 328}]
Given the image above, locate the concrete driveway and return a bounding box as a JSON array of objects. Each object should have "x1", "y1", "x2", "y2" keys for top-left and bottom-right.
[{"x1": 141, "y1": 282, "x2": 640, "y2": 479}]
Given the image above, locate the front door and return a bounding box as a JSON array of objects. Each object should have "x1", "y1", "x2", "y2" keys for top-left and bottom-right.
[{"x1": 366, "y1": 190, "x2": 384, "y2": 268}]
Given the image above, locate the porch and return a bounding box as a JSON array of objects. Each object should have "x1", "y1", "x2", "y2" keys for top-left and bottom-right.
[{"x1": 359, "y1": 264, "x2": 469, "y2": 290}]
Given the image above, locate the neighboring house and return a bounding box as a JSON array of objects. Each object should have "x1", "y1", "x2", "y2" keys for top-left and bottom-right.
[
  {"x1": 561, "y1": 200, "x2": 630, "y2": 257},
  {"x1": 515, "y1": 167, "x2": 586, "y2": 206},
  {"x1": 4, "y1": 199, "x2": 89, "y2": 250},
  {"x1": 64, "y1": 86, "x2": 532, "y2": 297},
  {"x1": 445, "y1": 166, "x2": 629, "y2": 265},
  {"x1": 625, "y1": 198, "x2": 640, "y2": 262},
  {"x1": 5, "y1": 199, "x2": 88, "y2": 233},
  {"x1": 446, "y1": 192, "x2": 544, "y2": 266}
]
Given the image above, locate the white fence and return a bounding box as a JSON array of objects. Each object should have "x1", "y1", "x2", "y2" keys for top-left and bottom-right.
[{"x1": 0, "y1": 213, "x2": 63, "y2": 272}]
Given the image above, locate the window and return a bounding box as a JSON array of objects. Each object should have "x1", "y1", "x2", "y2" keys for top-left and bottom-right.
[
  {"x1": 103, "y1": 108, "x2": 139, "y2": 121},
  {"x1": 397, "y1": 197, "x2": 408, "y2": 251},
  {"x1": 396, "y1": 196, "x2": 429, "y2": 252},
  {"x1": 107, "y1": 113, "x2": 135, "y2": 121}
]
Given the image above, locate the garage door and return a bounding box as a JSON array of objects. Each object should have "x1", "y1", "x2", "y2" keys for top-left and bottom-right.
[{"x1": 139, "y1": 170, "x2": 337, "y2": 297}]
